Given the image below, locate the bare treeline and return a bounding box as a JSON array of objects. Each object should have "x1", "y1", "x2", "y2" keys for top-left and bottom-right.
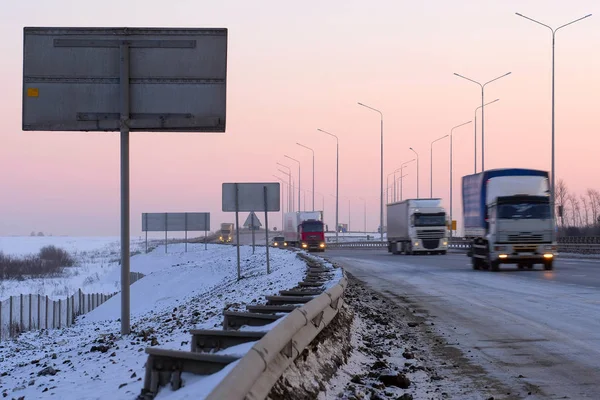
[
  {"x1": 555, "y1": 179, "x2": 600, "y2": 236},
  {"x1": 0, "y1": 246, "x2": 76, "y2": 280}
]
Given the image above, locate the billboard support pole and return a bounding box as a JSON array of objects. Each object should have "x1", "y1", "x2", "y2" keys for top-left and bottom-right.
[
  {"x1": 164, "y1": 213, "x2": 168, "y2": 253},
  {"x1": 251, "y1": 213, "x2": 256, "y2": 254},
  {"x1": 185, "y1": 212, "x2": 188, "y2": 252},
  {"x1": 264, "y1": 186, "x2": 271, "y2": 274},
  {"x1": 235, "y1": 183, "x2": 241, "y2": 280},
  {"x1": 119, "y1": 42, "x2": 131, "y2": 336},
  {"x1": 204, "y1": 213, "x2": 208, "y2": 251},
  {"x1": 144, "y1": 213, "x2": 148, "y2": 253}
]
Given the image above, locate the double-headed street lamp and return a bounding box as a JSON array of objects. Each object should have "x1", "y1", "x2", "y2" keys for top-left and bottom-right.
[
  {"x1": 516, "y1": 11, "x2": 592, "y2": 240},
  {"x1": 395, "y1": 159, "x2": 415, "y2": 202},
  {"x1": 430, "y1": 135, "x2": 449, "y2": 198},
  {"x1": 454, "y1": 72, "x2": 511, "y2": 171},
  {"x1": 359, "y1": 197, "x2": 367, "y2": 233},
  {"x1": 409, "y1": 147, "x2": 419, "y2": 198},
  {"x1": 450, "y1": 121, "x2": 472, "y2": 238},
  {"x1": 397, "y1": 173, "x2": 409, "y2": 201},
  {"x1": 474, "y1": 99, "x2": 499, "y2": 173},
  {"x1": 276, "y1": 162, "x2": 293, "y2": 211},
  {"x1": 357, "y1": 102, "x2": 384, "y2": 241},
  {"x1": 296, "y1": 143, "x2": 315, "y2": 211},
  {"x1": 284, "y1": 155, "x2": 301, "y2": 212},
  {"x1": 318, "y1": 129, "x2": 339, "y2": 242}
]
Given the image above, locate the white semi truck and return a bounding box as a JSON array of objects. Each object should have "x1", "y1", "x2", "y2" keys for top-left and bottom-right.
[
  {"x1": 386, "y1": 199, "x2": 448, "y2": 255},
  {"x1": 463, "y1": 168, "x2": 556, "y2": 271},
  {"x1": 218, "y1": 223, "x2": 234, "y2": 243}
]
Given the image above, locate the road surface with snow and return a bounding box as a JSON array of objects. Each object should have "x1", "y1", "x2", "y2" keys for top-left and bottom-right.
[{"x1": 325, "y1": 250, "x2": 600, "y2": 399}]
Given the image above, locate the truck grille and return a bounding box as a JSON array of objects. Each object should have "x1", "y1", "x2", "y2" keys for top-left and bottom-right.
[
  {"x1": 507, "y1": 233, "x2": 543, "y2": 242},
  {"x1": 417, "y1": 229, "x2": 445, "y2": 239},
  {"x1": 423, "y1": 239, "x2": 440, "y2": 249}
]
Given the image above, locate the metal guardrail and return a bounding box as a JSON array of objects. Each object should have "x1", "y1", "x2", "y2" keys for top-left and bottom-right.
[
  {"x1": 326, "y1": 238, "x2": 600, "y2": 255},
  {"x1": 327, "y1": 241, "x2": 387, "y2": 249},
  {"x1": 205, "y1": 276, "x2": 347, "y2": 400}
]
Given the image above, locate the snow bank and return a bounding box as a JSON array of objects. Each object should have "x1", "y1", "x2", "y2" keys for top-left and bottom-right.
[{"x1": 0, "y1": 243, "x2": 307, "y2": 400}]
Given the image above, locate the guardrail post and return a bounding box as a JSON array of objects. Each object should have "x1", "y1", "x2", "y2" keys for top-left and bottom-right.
[{"x1": 20, "y1": 294, "x2": 24, "y2": 332}]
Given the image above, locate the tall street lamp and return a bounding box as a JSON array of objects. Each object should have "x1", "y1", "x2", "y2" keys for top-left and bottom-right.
[
  {"x1": 277, "y1": 162, "x2": 292, "y2": 211},
  {"x1": 297, "y1": 142, "x2": 315, "y2": 211},
  {"x1": 409, "y1": 147, "x2": 419, "y2": 198},
  {"x1": 474, "y1": 99, "x2": 500, "y2": 173},
  {"x1": 454, "y1": 71, "x2": 511, "y2": 171},
  {"x1": 285, "y1": 155, "x2": 301, "y2": 212},
  {"x1": 318, "y1": 129, "x2": 339, "y2": 242},
  {"x1": 516, "y1": 11, "x2": 592, "y2": 240},
  {"x1": 430, "y1": 135, "x2": 449, "y2": 198},
  {"x1": 450, "y1": 121, "x2": 472, "y2": 238},
  {"x1": 358, "y1": 102, "x2": 384, "y2": 240},
  {"x1": 395, "y1": 159, "x2": 415, "y2": 201},
  {"x1": 273, "y1": 175, "x2": 288, "y2": 229},
  {"x1": 359, "y1": 197, "x2": 367, "y2": 233},
  {"x1": 397, "y1": 173, "x2": 408, "y2": 201}
]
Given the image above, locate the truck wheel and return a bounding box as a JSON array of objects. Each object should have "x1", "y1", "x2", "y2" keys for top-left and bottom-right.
[
  {"x1": 543, "y1": 260, "x2": 554, "y2": 271},
  {"x1": 441, "y1": 251, "x2": 447, "y2": 255},
  {"x1": 490, "y1": 260, "x2": 500, "y2": 272},
  {"x1": 472, "y1": 257, "x2": 481, "y2": 270}
]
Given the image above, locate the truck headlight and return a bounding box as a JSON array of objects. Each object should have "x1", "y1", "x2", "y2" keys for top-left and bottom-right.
[
  {"x1": 284, "y1": 242, "x2": 288, "y2": 247},
  {"x1": 413, "y1": 241, "x2": 420, "y2": 247},
  {"x1": 319, "y1": 243, "x2": 325, "y2": 248},
  {"x1": 302, "y1": 243, "x2": 308, "y2": 248},
  {"x1": 219, "y1": 236, "x2": 223, "y2": 240},
  {"x1": 274, "y1": 242, "x2": 279, "y2": 246}
]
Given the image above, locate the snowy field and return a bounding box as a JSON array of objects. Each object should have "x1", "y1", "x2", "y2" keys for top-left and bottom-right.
[
  {"x1": 0, "y1": 240, "x2": 311, "y2": 400},
  {"x1": 0, "y1": 236, "x2": 147, "y2": 299}
]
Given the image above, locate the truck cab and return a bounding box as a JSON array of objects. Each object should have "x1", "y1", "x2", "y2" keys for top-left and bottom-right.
[
  {"x1": 299, "y1": 219, "x2": 326, "y2": 252},
  {"x1": 486, "y1": 195, "x2": 555, "y2": 269},
  {"x1": 463, "y1": 168, "x2": 557, "y2": 271}
]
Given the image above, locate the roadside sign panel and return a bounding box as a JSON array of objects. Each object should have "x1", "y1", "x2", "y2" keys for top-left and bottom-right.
[
  {"x1": 222, "y1": 183, "x2": 280, "y2": 212},
  {"x1": 244, "y1": 212, "x2": 262, "y2": 228},
  {"x1": 142, "y1": 212, "x2": 210, "y2": 232},
  {"x1": 22, "y1": 27, "x2": 227, "y2": 132}
]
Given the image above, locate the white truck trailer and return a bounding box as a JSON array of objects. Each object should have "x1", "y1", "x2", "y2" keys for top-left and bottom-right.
[{"x1": 387, "y1": 199, "x2": 448, "y2": 255}]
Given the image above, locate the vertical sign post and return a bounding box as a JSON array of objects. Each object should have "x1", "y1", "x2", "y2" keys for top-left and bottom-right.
[
  {"x1": 185, "y1": 212, "x2": 188, "y2": 252},
  {"x1": 204, "y1": 213, "x2": 208, "y2": 251},
  {"x1": 235, "y1": 183, "x2": 241, "y2": 280},
  {"x1": 264, "y1": 186, "x2": 271, "y2": 274},
  {"x1": 119, "y1": 43, "x2": 131, "y2": 336},
  {"x1": 251, "y1": 213, "x2": 256, "y2": 254},
  {"x1": 164, "y1": 213, "x2": 168, "y2": 253},
  {"x1": 144, "y1": 213, "x2": 149, "y2": 253}
]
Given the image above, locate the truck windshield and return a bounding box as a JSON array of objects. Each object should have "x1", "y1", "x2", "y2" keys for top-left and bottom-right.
[
  {"x1": 302, "y1": 222, "x2": 324, "y2": 233},
  {"x1": 413, "y1": 213, "x2": 445, "y2": 227},
  {"x1": 498, "y1": 203, "x2": 550, "y2": 219}
]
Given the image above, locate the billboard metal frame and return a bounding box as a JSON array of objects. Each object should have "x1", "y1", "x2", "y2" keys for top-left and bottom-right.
[{"x1": 22, "y1": 27, "x2": 227, "y2": 335}]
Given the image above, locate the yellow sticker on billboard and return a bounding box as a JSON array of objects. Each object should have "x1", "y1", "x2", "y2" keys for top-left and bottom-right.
[{"x1": 27, "y1": 88, "x2": 39, "y2": 97}]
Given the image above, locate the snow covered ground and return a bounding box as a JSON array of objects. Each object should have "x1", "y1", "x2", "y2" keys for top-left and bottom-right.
[
  {"x1": 0, "y1": 241, "x2": 311, "y2": 400},
  {"x1": 0, "y1": 236, "x2": 148, "y2": 299}
]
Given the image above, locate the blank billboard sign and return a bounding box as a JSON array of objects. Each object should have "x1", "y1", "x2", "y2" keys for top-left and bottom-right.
[
  {"x1": 222, "y1": 183, "x2": 280, "y2": 212},
  {"x1": 142, "y1": 212, "x2": 210, "y2": 232},
  {"x1": 22, "y1": 27, "x2": 227, "y2": 133}
]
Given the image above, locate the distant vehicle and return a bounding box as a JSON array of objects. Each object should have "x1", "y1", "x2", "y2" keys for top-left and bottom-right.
[
  {"x1": 386, "y1": 199, "x2": 448, "y2": 255},
  {"x1": 462, "y1": 168, "x2": 556, "y2": 271},
  {"x1": 272, "y1": 236, "x2": 285, "y2": 247},
  {"x1": 218, "y1": 223, "x2": 234, "y2": 243},
  {"x1": 283, "y1": 211, "x2": 326, "y2": 252}
]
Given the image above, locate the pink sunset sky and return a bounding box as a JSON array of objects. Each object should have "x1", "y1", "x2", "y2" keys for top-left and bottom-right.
[{"x1": 1, "y1": 0, "x2": 599, "y2": 236}]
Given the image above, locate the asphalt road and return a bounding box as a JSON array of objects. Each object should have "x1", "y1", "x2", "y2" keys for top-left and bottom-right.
[{"x1": 324, "y1": 249, "x2": 600, "y2": 399}]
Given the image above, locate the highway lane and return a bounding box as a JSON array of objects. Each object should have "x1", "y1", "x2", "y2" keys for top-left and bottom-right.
[{"x1": 325, "y1": 249, "x2": 600, "y2": 399}]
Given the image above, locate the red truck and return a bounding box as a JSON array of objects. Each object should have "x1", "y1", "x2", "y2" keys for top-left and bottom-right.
[{"x1": 283, "y1": 211, "x2": 326, "y2": 252}]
